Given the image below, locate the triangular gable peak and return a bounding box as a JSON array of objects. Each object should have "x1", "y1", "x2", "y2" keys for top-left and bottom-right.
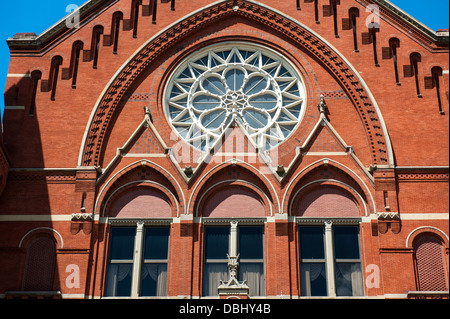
[
  {"x1": 276, "y1": 95, "x2": 374, "y2": 183},
  {"x1": 174, "y1": 118, "x2": 277, "y2": 183}
]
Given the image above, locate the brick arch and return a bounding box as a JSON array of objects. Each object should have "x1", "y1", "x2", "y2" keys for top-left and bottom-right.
[
  {"x1": 188, "y1": 160, "x2": 280, "y2": 216},
  {"x1": 103, "y1": 181, "x2": 179, "y2": 218},
  {"x1": 196, "y1": 181, "x2": 271, "y2": 218},
  {"x1": 283, "y1": 159, "x2": 375, "y2": 216},
  {"x1": 406, "y1": 226, "x2": 449, "y2": 249},
  {"x1": 19, "y1": 227, "x2": 64, "y2": 249},
  {"x1": 290, "y1": 182, "x2": 366, "y2": 217},
  {"x1": 95, "y1": 160, "x2": 185, "y2": 217},
  {"x1": 79, "y1": 0, "x2": 392, "y2": 169}
]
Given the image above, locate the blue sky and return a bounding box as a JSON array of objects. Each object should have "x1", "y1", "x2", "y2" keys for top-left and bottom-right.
[{"x1": 1, "y1": 0, "x2": 449, "y2": 118}]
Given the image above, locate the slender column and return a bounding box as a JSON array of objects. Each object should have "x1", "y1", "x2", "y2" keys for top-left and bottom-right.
[
  {"x1": 229, "y1": 220, "x2": 238, "y2": 258},
  {"x1": 131, "y1": 221, "x2": 144, "y2": 298},
  {"x1": 324, "y1": 220, "x2": 336, "y2": 297}
]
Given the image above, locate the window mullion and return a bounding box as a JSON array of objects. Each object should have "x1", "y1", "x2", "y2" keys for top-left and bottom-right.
[
  {"x1": 324, "y1": 221, "x2": 336, "y2": 297},
  {"x1": 131, "y1": 222, "x2": 145, "y2": 298}
]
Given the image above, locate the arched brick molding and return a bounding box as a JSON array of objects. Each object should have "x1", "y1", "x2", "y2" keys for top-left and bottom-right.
[
  {"x1": 291, "y1": 184, "x2": 365, "y2": 217},
  {"x1": 103, "y1": 182, "x2": 179, "y2": 218},
  {"x1": 196, "y1": 181, "x2": 271, "y2": 218},
  {"x1": 95, "y1": 160, "x2": 185, "y2": 217},
  {"x1": 188, "y1": 159, "x2": 280, "y2": 216},
  {"x1": 283, "y1": 159, "x2": 375, "y2": 216},
  {"x1": 19, "y1": 227, "x2": 64, "y2": 249},
  {"x1": 406, "y1": 226, "x2": 449, "y2": 249}
]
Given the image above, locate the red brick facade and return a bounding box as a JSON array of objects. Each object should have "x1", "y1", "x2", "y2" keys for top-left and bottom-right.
[{"x1": 0, "y1": 0, "x2": 448, "y2": 299}]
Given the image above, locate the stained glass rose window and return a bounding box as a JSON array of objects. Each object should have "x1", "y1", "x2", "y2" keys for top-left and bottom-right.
[{"x1": 164, "y1": 43, "x2": 306, "y2": 151}]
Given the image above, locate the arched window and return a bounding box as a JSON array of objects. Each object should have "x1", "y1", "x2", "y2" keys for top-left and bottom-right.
[
  {"x1": 112, "y1": 12, "x2": 123, "y2": 54},
  {"x1": 413, "y1": 234, "x2": 448, "y2": 292},
  {"x1": 410, "y1": 53, "x2": 422, "y2": 97},
  {"x1": 383, "y1": 38, "x2": 401, "y2": 85},
  {"x1": 431, "y1": 67, "x2": 444, "y2": 114},
  {"x1": 91, "y1": 25, "x2": 104, "y2": 69},
  {"x1": 332, "y1": 0, "x2": 340, "y2": 37},
  {"x1": 29, "y1": 70, "x2": 42, "y2": 115},
  {"x1": 22, "y1": 236, "x2": 56, "y2": 291},
  {"x1": 70, "y1": 41, "x2": 84, "y2": 88},
  {"x1": 362, "y1": 26, "x2": 380, "y2": 66},
  {"x1": 314, "y1": 0, "x2": 320, "y2": 23},
  {"x1": 49, "y1": 56, "x2": 63, "y2": 101},
  {"x1": 349, "y1": 8, "x2": 360, "y2": 52},
  {"x1": 132, "y1": 0, "x2": 141, "y2": 37}
]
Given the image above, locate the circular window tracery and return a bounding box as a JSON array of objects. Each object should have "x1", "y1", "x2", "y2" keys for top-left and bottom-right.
[{"x1": 165, "y1": 43, "x2": 306, "y2": 151}]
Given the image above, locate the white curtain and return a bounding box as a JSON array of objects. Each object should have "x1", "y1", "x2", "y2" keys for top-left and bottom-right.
[
  {"x1": 105, "y1": 263, "x2": 133, "y2": 296},
  {"x1": 300, "y1": 263, "x2": 326, "y2": 296},
  {"x1": 141, "y1": 263, "x2": 168, "y2": 296},
  {"x1": 335, "y1": 263, "x2": 363, "y2": 296},
  {"x1": 239, "y1": 263, "x2": 265, "y2": 296},
  {"x1": 203, "y1": 263, "x2": 228, "y2": 296}
]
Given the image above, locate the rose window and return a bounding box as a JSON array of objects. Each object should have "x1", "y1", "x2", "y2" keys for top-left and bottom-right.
[{"x1": 164, "y1": 44, "x2": 306, "y2": 151}]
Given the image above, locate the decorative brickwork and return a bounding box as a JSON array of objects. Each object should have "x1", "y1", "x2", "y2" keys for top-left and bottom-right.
[{"x1": 1, "y1": 0, "x2": 448, "y2": 299}]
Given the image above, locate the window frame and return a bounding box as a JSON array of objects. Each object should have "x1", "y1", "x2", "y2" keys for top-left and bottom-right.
[
  {"x1": 201, "y1": 219, "x2": 266, "y2": 297},
  {"x1": 104, "y1": 219, "x2": 172, "y2": 298},
  {"x1": 296, "y1": 218, "x2": 364, "y2": 298}
]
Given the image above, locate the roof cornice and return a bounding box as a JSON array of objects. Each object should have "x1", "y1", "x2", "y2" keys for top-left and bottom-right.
[
  {"x1": 373, "y1": 0, "x2": 449, "y2": 43},
  {"x1": 5, "y1": 0, "x2": 449, "y2": 53},
  {"x1": 6, "y1": 0, "x2": 114, "y2": 52}
]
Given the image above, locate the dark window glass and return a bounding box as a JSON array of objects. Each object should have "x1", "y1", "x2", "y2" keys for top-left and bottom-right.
[
  {"x1": 140, "y1": 263, "x2": 168, "y2": 296},
  {"x1": 106, "y1": 264, "x2": 133, "y2": 297},
  {"x1": 109, "y1": 227, "x2": 135, "y2": 260},
  {"x1": 299, "y1": 226, "x2": 325, "y2": 259},
  {"x1": 143, "y1": 227, "x2": 170, "y2": 260},
  {"x1": 300, "y1": 263, "x2": 327, "y2": 296},
  {"x1": 333, "y1": 226, "x2": 360, "y2": 260},
  {"x1": 204, "y1": 227, "x2": 229, "y2": 260},
  {"x1": 239, "y1": 227, "x2": 264, "y2": 260}
]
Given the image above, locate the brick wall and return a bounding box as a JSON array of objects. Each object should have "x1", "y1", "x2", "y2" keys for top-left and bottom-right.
[{"x1": 0, "y1": 0, "x2": 448, "y2": 299}]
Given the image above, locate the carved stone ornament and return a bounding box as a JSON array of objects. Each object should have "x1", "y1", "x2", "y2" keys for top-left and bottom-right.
[{"x1": 218, "y1": 254, "x2": 250, "y2": 296}]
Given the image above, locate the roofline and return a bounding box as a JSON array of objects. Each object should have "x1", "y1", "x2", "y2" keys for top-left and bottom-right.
[
  {"x1": 373, "y1": 0, "x2": 449, "y2": 42},
  {"x1": 6, "y1": 0, "x2": 116, "y2": 52},
  {"x1": 5, "y1": 0, "x2": 449, "y2": 52}
]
